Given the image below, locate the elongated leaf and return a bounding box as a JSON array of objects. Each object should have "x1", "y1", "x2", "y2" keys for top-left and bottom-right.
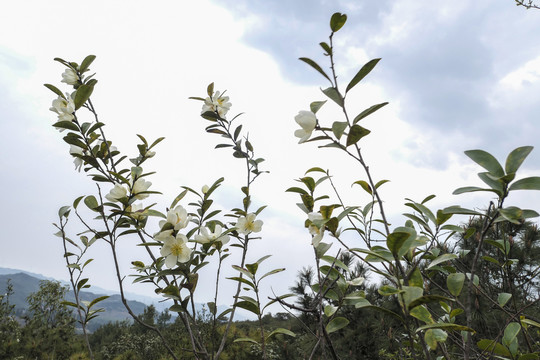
[
  {"x1": 326, "y1": 317, "x2": 349, "y2": 333},
  {"x1": 267, "y1": 328, "x2": 296, "y2": 339},
  {"x1": 299, "y1": 57, "x2": 331, "y2": 82},
  {"x1": 235, "y1": 300, "x2": 259, "y2": 315},
  {"x1": 477, "y1": 339, "x2": 511, "y2": 357},
  {"x1": 74, "y1": 84, "x2": 94, "y2": 110},
  {"x1": 310, "y1": 100, "x2": 327, "y2": 114},
  {"x1": 464, "y1": 150, "x2": 504, "y2": 177},
  {"x1": 346, "y1": 58, "x2": 381, "y2": 93},
  {"x1": 505, "y1": 146, "x2": 533, "y2": 175},
  {"x1": 509, "y1": 177, "x2": 540, "y2": 191},
  {"x1": 353, "y1": 102, "x2": 388, "y2": 124},
  {"x1": 44, "y1": 83, "x2": 66, "y2": 98},
  {"x1": 79, "y1": 55, "x2": 96, "y2": 73},
  {"x1": 427, "y1": 254, "x2": 457, "y2": 269},
  {"x1": 233, "y1": 337, "x2": 259, "y2": 344},
  {"x1": 452, "y1": 186, "x2": 496, "y2": 195},
  {"x1": 503, "y1": 322, "x2": 521, "y2": 347},
  {"x1": 88, "y1": 295, "x2": 109, "y2": 309},
  {"x1": 353, "y1": 180, "x2": 372, "y2": 195},
  {"x1": 418, "y1": 323, "x2": 475, "y2": 333}
]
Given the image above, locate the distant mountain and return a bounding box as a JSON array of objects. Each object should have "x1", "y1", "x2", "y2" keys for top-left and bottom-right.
[
  {"x1": 0, "y1": 267, "x2": 246, "y2": 329},
  {"x1": 0, "y1": 271, "x2": 147, "y2": 331}
]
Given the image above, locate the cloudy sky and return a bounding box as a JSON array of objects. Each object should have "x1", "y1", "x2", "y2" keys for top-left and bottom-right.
[{"x1": 1, "y1": 0, "x2": 540, "y2": 314}]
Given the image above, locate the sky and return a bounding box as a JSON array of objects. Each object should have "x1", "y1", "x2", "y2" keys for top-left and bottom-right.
[{"x1": 1, "y1": 0, "x2": 540, "y2": 317}]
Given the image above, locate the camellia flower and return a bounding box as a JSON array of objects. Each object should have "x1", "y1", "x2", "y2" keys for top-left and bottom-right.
[
  {"x1": 128, "y1": 203, "x2": 146, "y2": 220},
  {"x1": 105, "y1": 183, "x2": 128, "y2": 202},
  {"x1": 61, "y1": 68, "x2": 79, "y2": 85},
  {"x1": 194, "y1": 225, "x2": 230, "y2": 245},
  {"x1": 235, "y1": 213, "x2": 263, "y2": 235},
  {"x1": 69, "y1": 145, "x2": 87, "y2": 172},
  {"x1": 294, "y1": 110, "x2": 317, "y2": 143},
  {"x1": 132, "y1": 178, "x2": 152, "y2": 200},
  {"x1": 202, "y1": 91, "x2": 232, "y2": 118},
  {"x1": 159, "y1": 232, "x2": 192, "y2": 268},
  {"x1": 308, "y1": 212, "x2": 325, "y2": 247},
  {"x1": 159, "y1": 205, "x2": 191, "y2": 231},
  {"x1": 50, "y1": 94, "x2": 76, "y2": 125}
]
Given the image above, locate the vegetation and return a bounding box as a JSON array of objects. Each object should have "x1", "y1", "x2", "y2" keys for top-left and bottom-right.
[{"x1": 10, "y1": 6, "x2": 539, "y2": 360}]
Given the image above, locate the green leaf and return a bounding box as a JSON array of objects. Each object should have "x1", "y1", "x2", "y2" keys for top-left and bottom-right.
[
  {"x1": 509, "y1": 177, "x2": 540, "y2": 191},
  {"x1": 427, "y1": 254, "x2": 457, "y2": 270},
  {"x1": 346, "y1": 124, "x2": 370, "y2": 147},
  {"x1": 408, "y1": 295, "x2": 454, "y2": 310},
  {"x1": 233, "y1": 337, "x2": 259, "y2": 345},
  {"x1": 505, "y1": 146, "x2": 533, "y2": 174},
  {"x1": 88, "y1": 295, "x2": 109, "y2": 309},
  {"x1": 322, "y1": 87, "x2": 344, "y2": 107},
  {"x1": 378, "y1": 285, "x2": 402, "y2": 296},
  {"x1": 418, "y1": 323, "x2": 475, "y2": 333},
  {"x1": 325, "y1": 317, "x2": 349, "y2": 333},
  {"x1": 235, "y1": 300, "x2": 260, "y2": 315},
  {"x1": 464, "y1": 149, "x2": 504, "y2": 177},
  {"x1": 447, "y1": 273, "x2": 465, "y2": 297},
  {"x1": 425, "y1": 329, "x2": 447, "y2": 350},
  {"x1": 498, "y1": 293, "x2": 512, "y2": 307},
  {"x1": 452, "y1": 186, "x2": 497, "y2": 195},
  {"x1": 332, "y1": 121, "x2": 348, "y2": 139},
  {"x1": 499, "y1": 206, "x2": 523, "y2": 224},
  {"x1": 330, "y1": 12, "x2": 347, "y2": 32},
  {"x1": 53, "y1": 120, "x2": 79, "y2": 132},
  {"x1": 299, "y1": 57, "x2": 332, "y2": 83},
  {"x1": 310, "y1": 100, "x2": 327, "y2": 114},
  {"x1": 346, "y1": 58, "x2": 381, "y2": 93},
  {"x1": 353, "y1": 180, "x2": 372, "y2": 195},
  {"x1": 79, "y1": 55, "x2": 96, "y2": 73},
  {"x1": 324, "y1": 304, "x2": 338, "y2": 317},
  {"x1": 267, "y1": 328, "x2": 296, "y2": 339},
  {"x1": 409, "y1": 305, "x2": 434, "y2": 324},
  {"x1": 353, "y1": 102, "x2": 389, "y2": 124},
  {"x1": 503, "y1": 322, "x2": 521, "y2": 347},
  {"x1": 386, "y1": 231, "x2": 410, "y2": 257},
  {"x1": 442, "y1": 206, "x2": 483, "y2": 216},
  {"x1": 477, "y1": 339, "x2": 511, "y2": 357},
  {"x1": 74, "y1": 84, "x2": 95, "y2": 110},
  {"x1": 44, "y1": 83, "x2": 66, "y2": 98},
  {"x1": 84, "y1": 195, "x2": 99, "y2": 210}
]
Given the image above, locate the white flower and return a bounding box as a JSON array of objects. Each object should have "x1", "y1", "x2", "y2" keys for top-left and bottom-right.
[
  {"x1": 235, "y1": 213, "x2": 263, "y2": 235},
  {"x1": 201, "y1": 91, "x2": 232, "y2": 118},
  {"x1": 347, "y1": 277, "x2": 365, "y2": 287},
  {"x1": 194, "y1": 225, "x2": 230, "y2": 245},
  {"x1": 69, "y1": 145, "x2": 86, "y2": 172},
  {"x1": 50, "y1": 94, "x2": 76, "y2": 125},
  {"x1": 145, "y1": 150, "x2": 156, "y2": 158},
  {"x1": 294, "y1": 110, "x2": 317, "y2": 143},
  {"x1": 132, "y1": 178, "x2": 152, "y2": 200},
  {"x1": 61, "y1": 68, "x2": 79, "y2": 85},
  {"x1": 202, "y1": 185, "x2": 209, "y2": 194},
  {"x1": 160, "y1": 232, "x2": 192, "y2": 268},
  {"x1": 128, "y1": 203, "x2": 146, "y2": 220},
  {"x1": 105, "y1": 183, "x2": 128, "y2": 202},
  {"x1": 159, "y1": 205, "x2": 191, "y2": 231},
  {"x1": 308, "y1": 212, "x2": 325, "y2": 247}
]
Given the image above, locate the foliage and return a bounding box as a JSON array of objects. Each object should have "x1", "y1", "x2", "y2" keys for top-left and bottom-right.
[{"x1": 41, "y1": 10, "x2": 540, "y2": 360}]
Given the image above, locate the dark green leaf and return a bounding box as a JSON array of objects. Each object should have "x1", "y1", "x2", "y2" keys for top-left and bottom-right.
[
  {"x1": 325, "y1": 317, "x2": 349, "y2": 333},
  {"x1": 477, "y1": 339, "x2": 512, "y2": 357},
  {"x1": 330, "y1": 12, "x2": 347, "y2": 32},
  {"x1": 346, "y1": 125, "x2": 370, "y2": 147},
  {"x1": 44, "y1": 83, "x2": 66, "y2": 98},
  {"x1": 346, "y1": 58, "x2": 381, "y2": 93},
  {"x1": 79, "y1": 55, "x2": 96, "y2": 73},
  {"x1": 84, "y1": 195, "x2": 99, "y2": 210},
  {"x1": 299, "y1": 57, "x2": 331, "y2": 83},
  {"x1": 447, "y1": 273, "x2": 465, "y2": 297},
  {"x1": 74, "y1": 84, "x2": 94, "y2": 110}
]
